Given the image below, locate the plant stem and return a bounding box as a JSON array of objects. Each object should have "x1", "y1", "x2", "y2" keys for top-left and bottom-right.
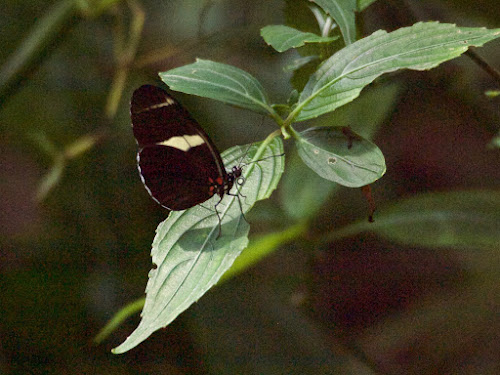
[{"x1": 0, "y1": 0, "x2": 80, "y2": 106}]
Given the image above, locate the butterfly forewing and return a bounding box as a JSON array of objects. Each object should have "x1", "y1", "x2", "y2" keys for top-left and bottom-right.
[{"x1": 131, "y1": 85, "x2": 227, "y2": 210}]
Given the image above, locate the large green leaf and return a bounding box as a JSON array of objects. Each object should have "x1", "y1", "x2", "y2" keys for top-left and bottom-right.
[
  {"x1": 312, "y1": 0, "x2": 357, "y2": 45},
  {"x1": 295, "y1": 22, "x2": 500, "y2": 121},
  {"x1": 295, "y1": 126, "x2": 386, "y2": 187},
  {"x1": 373, "y1": 190, "x2": 500, "y2": 249},
  {"x1": 325, "y1": 190, "x2": 500, "y2": 250},
  {"x1": 113, "y1": 138, "x2": 285, "y2": 354},
  {"x1": 316, "y1": 82, "x2": 400, "y2": 140},
  {"x1": 261, "y1": 25, "x2": 337, "y2": 53},
  {"x1": 159, "y1": 59, "x2": 273, "y2": 115}
]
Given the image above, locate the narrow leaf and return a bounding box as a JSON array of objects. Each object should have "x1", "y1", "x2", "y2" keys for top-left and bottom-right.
[
  {"x1": 374, "y1": 190, "x2": 500, "y2": 249},
  {"x1": 296, "y1": 22, "x2": 500, "y2": 121},
  {"x1": 295, "y1": 126, "x2": 385, "y2": 187},
  {"x1": 113, "y1": 138, "x2": 284, "y2": 354},
  {"x1": 489, "y1": 133, "x2": 500, "y2": 149},
  {"x1": 485, "y1": 90, "x2": 500, "y2": 98},
  {"x1": 160, "y1": 59, "x2": 272, "y2": 115},
  {"x1": 312, "y1": 0, "x2": 357, "y2": 45},
  {"x1": 36, "y1": 155, "x2": 65, "y2": 201},
  {"x1": 329, "y1": 191, "x2": 500, "y2": 250},
  {"x1": 357, "y1": 0, "x2": 378, "y2": 11},
  {"x1": 284, "y1": 55, "x2": 319, "y2": 72},
  {"x1": 261, "y1": 25, "x2": 337, "y2": 53}
]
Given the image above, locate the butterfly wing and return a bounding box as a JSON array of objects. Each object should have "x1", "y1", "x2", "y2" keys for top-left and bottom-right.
[{"x1": 131, "y1": 85, "x2": 227, "y2": 210}]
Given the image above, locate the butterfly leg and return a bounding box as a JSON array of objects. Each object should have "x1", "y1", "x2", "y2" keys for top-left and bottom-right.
[{"x1": 226, "y1": 190, "x2": 249, "y2": 225}]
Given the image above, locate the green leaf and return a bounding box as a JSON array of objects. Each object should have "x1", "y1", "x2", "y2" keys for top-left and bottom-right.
[
  {"x1": 374, "y1": 190, "x2": 500, "y2": 249},
  {"x1": 357, "y1": 0, "x2": 378, "y2": 11},
  {"x1": 309, "y1": 82, "x2": 401, "y2": 139},
  {"x1": 94, "y1": 298, "x2": 145, "y2": 344},
  {"x1": 294, "y1": 126, "x2": 385, "y2": 187},
  {"x1": 290, "y1": 56, "x2": 322, "y2": 93},
  {"x1": 36, "y1": 155, "x2": 65, "y2": 202},
  {"x1": 284, "y1": 55, "x2": 319, "y2": 72},
  {"x1": 323, "y1": 191, "x2": 500, "y2": 250},
  {"x1": 485, "y1": 90, "x2": 500, "y2": 98},
  {"x1": 295, "y1": 22, "x2": 500, "y2": 121},
  {"x1": 287, "y1": 89, "x2": 300, "y2": 107},
  {"x1": 159, "y1": 59, "x2": 272, "y2": 115},
  {"x1": 312, "y1": 0, "x2": 357, "y2": 45},
  {"x1": 112, "y1": 137, "x2": 285, "y2": 354},
  {"x1": 329, "y1": 191, "x2": 500, "y2": 250},
  {"x1": 284, "y1": 0, "x2": 323, "y2": 35},
  {"x1": 281, "y1": 148, "x2": 339, "y2": 220},
  {"x1": 261, "y1": 25, "x2": 337, "y2": 53},
  {"x1": 488, "y1": 133, "x2": 500, "y2": 149},
  {"x1": 283, "y1": 84, "x2": 399, "y2": 219}
]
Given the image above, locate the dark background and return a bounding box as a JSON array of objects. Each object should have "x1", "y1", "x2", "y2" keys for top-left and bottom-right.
[{"x1": 1, "y1": 0, "x2": 499, "y2": 374}]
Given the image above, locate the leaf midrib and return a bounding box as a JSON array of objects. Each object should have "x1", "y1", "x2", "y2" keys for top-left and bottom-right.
[{"x1": 293, "y1": 27, "x2": 487, "y2": 118}]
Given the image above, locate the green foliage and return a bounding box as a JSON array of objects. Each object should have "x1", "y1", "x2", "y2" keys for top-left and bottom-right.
[
  {"x1": 159, "y1": 59, "x2": 272, "y2": 115},
  {"x1": 113, "y1": 138, "x2": 284, "y2": 353},
  {"x1": 261, "y1": 25, "x2": 338, "y2": 52},
  {"x1": 311, "y1": 0, "x2": 357, "y2": 45},
  {"x1": 485, "y1": 89, "x2": 500, "y2": 98},
  {"x1": 357, "y1": 0, "x2": 379, "y2": 11},
  {"x1": 323, "y1": 190, "x2": 500, "y2": 251},
  {"x1": 374, "y1": 190, "x2": 500, "y2": 250},
  {"x1": 281, "y1": 149, "x2": 339, "y2": 221},
  {"x1": 3, "y1": 0, "x2": 499, "y2": 371},
  {"x1": 112, "y1": 2, "x2": 500, "y2": 353},
  {"x1": 295, "y1": 22, "x2": 500, "y2": 121},
  {"x1": 294, "y1": 126, "x2": 386, "y2": 187}
]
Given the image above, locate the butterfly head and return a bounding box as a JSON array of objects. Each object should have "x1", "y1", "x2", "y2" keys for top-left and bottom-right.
[{"x1": 224, "y1": 165, "x2": 244, "y2": 194}]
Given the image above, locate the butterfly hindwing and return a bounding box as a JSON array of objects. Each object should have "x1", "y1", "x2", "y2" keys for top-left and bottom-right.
[{"x1": 131, "y1": 85, "x2": 227, "y2": 210}]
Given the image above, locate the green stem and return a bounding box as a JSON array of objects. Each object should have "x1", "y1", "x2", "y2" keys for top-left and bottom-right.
[
  {"x1": 268, "y1": 108, "x2": 285, "y2": 127},
  {"x1": 0, "y1": 0, "x2": 81, "y2": 106},
  {"x1": 250, "y1": 129, "x2": 282, "y2": 163},
  {"x1": 94, "y1": 297, "x2": 145, "y2": 344},
  {"x1": 106, "y1": 0, "x2": 145, "y2": 118},
  {"x1": 318, "y1": 220, "x2": 372, "y2": 244},
  {"x1": 220, "y1": 223, "x2": 307, "y2": 282},
  {"x1": 322, "y1": 17, "x2": 333, "y2": 38}
]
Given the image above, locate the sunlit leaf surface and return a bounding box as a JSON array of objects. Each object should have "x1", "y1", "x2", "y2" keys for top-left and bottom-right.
[
  {"x1": 160, "y1": 59, "x2": 272, "y2": 115},
  {"x1": 113, "y1": 138, "x2": 284, "y2": 354},
  {"x1": 296, "y1": 22, "x2": 500, "y2": 121},
  {"x1": 295, "y1": 126, "x2": 385, "y2": 187}
]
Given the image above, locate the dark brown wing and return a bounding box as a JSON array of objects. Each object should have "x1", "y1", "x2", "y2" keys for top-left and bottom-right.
[{"x1": 131, "y1": 85, "x2": 227, "y2": 210}]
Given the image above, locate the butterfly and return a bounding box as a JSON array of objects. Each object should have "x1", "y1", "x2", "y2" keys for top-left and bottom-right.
[{"x1": 131, "y1": 84, "x2": 242, "y2": 211}]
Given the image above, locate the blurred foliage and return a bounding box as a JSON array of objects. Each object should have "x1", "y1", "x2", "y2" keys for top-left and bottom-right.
[{"x1": 1, "y1": 0, "x2": 499, "y2": 374}]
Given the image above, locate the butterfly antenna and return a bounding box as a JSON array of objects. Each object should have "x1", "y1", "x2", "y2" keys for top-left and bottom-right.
[{"x1": 239, "y1": 151, "x2": 285, "y2": 167}]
